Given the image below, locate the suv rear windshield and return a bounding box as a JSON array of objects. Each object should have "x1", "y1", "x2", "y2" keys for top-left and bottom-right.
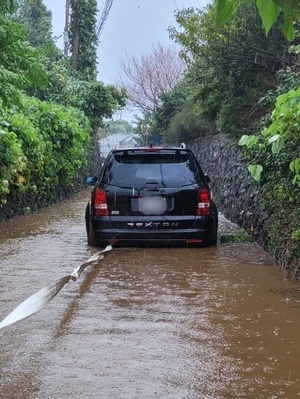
[{"x1": 102, "y1": 149, "x2": 204, "y2": 188}]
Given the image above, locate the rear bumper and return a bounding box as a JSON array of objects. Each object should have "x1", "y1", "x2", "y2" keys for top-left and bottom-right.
[
  {"x1": 88, "y1": 214, "x2": 218, "y2": 247},
  {"x1": 93, "y1": 231, "x2": 212, "y2": 247}
]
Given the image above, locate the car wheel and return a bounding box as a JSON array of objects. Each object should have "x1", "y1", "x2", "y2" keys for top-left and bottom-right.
[
  {"x1": 85, "y1": 205, "x2": 98, "y2": 246},
  {"x1": 205, "y1": 218, "x2": 218, "y2": 247},
  {"x1": 205, "y1": 230, "x2": 217, "y2": 247},
  {"x1": 210, "y1": 228, "x2": 218, "y2": 246},
  {"x1": 209, "y1": 205, "x2": 218, "y2": 246}
]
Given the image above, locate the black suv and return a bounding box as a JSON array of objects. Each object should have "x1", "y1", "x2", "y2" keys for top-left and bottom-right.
[{"x1": 85, "y1": 146, "x2": 218, "y2": 247}]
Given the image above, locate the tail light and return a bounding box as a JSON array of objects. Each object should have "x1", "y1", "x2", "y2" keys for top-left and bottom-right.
[
  {"x1": 197, "y1": 188, "x2": 211, "y2": 215},
  {"x1": 93, "y1": 188, "x2": 108, "y2": 216}
]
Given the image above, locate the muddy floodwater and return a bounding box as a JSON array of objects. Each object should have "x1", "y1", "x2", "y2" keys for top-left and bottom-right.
[{"x1": 0, "y1": 190, "x2": 300, "y2": 399}]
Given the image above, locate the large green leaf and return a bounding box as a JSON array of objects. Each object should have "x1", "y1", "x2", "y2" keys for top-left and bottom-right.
[
  {"x1": 290, "y1": 158, "x2": 300, "y2": 174},
  {"x1": 274, "y1": 0, "x2": 300, "y2": 40},
  {"x1": 290, "y1": 158, "x2": 300, "y2": 185},
  {"x1": 238, "y1": 134, "x2": 258, "y2": 148},
  {"x1": 216, "y1": 0, "x2": 300, "y2": 41},
  {"x1": 216, "y1": 0, "x2": 235, "y2": 26},
  {"x1": 238, "y1": 134, "x2": 250, "y2": 146},
  {"x1": 282, "y1": 16, "x2": 296, "y2": 41},
  {"x1": 248, "y1": 164, "x2": 263, "y2": 181},
  {"x1": 273, "y1": 0, "x2": 300, "y2": 14},
  {"x1": 256, "y1": 0, "x2": 281, "y2": 35},
  {"x1": 268, "y1": 134, "x2": 285, "y2": 153}
]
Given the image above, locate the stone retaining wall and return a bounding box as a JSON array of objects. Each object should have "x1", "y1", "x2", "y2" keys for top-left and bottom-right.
[{"x1": 189, "y1": 135, "x2": 270, "y2": 250}]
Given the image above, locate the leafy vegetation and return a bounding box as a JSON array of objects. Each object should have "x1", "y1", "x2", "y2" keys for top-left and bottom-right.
[
  {"x1": 69, "y1": 0, "x2": 98, "y2": 79},
  {"x1": 216, "y1": 0, "x2": 300, "y2": 41},
  {"x1": 0, "y1": 6, "x2": 48, "y2": 107},
  {"x1": 215, "y1": 1, "x2": 300, "y2": 261},
  {"x1": 239, "y1": 84, "x2": 300, "y2": 184},
  {"x1": 141, "y1": 1, "x2": 300, "y2": 270},
  {"x1": 147, "y1": 2, "x2": 289, "y2": 144},
  {"x1": 213, "y1": 0, "x2": 300, "y2": 268},
  {"x1": 237, "y1": 73, "x2": 300, "y2": 267},
  {"x1": 165, "y1": 3, "x2": 289, "y2": 140},
  {"x1": 0, "y1": 0, "x2": 127, "y2": 209},
  {"x1": 14, "y1": 0, "x2": 54, "y2": 49},
  {"x1": 0, "y1": 96, "x2": 90, "y2": 203},
  {"x1": 220, "y1": 230, "x2": 253, "y2": 244}
]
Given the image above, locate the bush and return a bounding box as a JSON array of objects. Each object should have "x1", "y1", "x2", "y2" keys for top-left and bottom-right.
[{"x1": 0, "y1": 96, "x2": 91, "y2": 202}]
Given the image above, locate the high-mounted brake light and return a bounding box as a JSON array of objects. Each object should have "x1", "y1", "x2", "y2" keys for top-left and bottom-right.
[
  {"x1": 94, "y1": 188, "x2": 108, "y2": 216},
  {"x1": 197, "y1": 188, "x2": 211, "y2": 216}
]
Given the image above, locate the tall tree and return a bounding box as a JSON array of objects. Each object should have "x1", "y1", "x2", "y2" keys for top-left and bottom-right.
[
  {"x1": 0, "y1": 2, "x2": 47, "y2": 107},
  {"x1": 118, "y1": 43, "x2": 186, "y2": 114},
  {"x1": 14, "y1": 0, "x2": 54, "y2": 49},
  {"x1": 214, "y1": 0, "x2": 300, "y2": 186},
  {"x1": 69, "y1": 0, "x2": 98, "y2": 79},
  {"x1": 2, "y1": 0, "x2": 16, "y2": 13},
  {"x1": 168, "y1": 3, "x2": 290, "y2": 138}
]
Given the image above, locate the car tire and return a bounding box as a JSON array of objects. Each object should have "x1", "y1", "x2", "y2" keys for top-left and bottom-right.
[
  {"x1": 205, "y1": 229, "x2": 218, "y2": 247},
  {"x1": 85, "y1": 205, "x2": 98, "y2": 246},
  {"x1": 205, "y1": 211, "x2": 218, "y2": 247},
  {"x1": 211, "y1": 205, "x2": 219, "y2": 246},
  {"x1": 210, "y1": 228, "x2": 218, "y2": 246}
]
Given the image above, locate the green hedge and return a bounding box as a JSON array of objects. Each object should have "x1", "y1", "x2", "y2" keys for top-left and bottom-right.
[{"x1": 0, "y1": 96, "x2": 91, "y2": 203}]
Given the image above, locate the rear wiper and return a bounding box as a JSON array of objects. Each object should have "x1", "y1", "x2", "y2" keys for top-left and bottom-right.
[
  {"x1": 142, "y1": 187, "x2": 160, "y2": 192},
  {"x1": 146, "y1": 181, "x2": 166, "y2": 187}
]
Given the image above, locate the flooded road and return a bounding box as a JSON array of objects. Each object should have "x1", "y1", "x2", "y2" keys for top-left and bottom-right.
[{"x1": 0, "y1": 189, "x2": 300, "y2": 399}]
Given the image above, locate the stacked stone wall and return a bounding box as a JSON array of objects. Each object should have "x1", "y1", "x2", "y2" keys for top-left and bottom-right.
[{"x1": 189, "y1": 135, "x2": 270, "y2": 249}]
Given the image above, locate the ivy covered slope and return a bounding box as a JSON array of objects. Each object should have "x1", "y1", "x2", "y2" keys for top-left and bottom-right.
[
  {"x1": 239, "y1": 78, "x2": 300, "y2": 270},
  {"x1": 0, "y1": 0, "x2": 127, "y2": 210},
  {"x1": 263, "y1": 95, "x2": 300, "y2": 270},
  {"x1": 216, "y1": 0, "x2": 300, "y2": 271}
]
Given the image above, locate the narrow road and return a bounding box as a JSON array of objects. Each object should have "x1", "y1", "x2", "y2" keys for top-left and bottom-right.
[{"x1": 0, "y1": 189, "x2": 299, "y2": 398}]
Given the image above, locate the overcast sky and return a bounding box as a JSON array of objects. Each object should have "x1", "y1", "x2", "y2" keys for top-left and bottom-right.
[{"x1": 43, "y1": 0, "x2": 210, "y2": 121}]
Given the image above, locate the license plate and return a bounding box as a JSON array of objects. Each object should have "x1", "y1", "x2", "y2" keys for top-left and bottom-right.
[{"x1": 139, "y1": 196, "x2": 167, "y2": 215}]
